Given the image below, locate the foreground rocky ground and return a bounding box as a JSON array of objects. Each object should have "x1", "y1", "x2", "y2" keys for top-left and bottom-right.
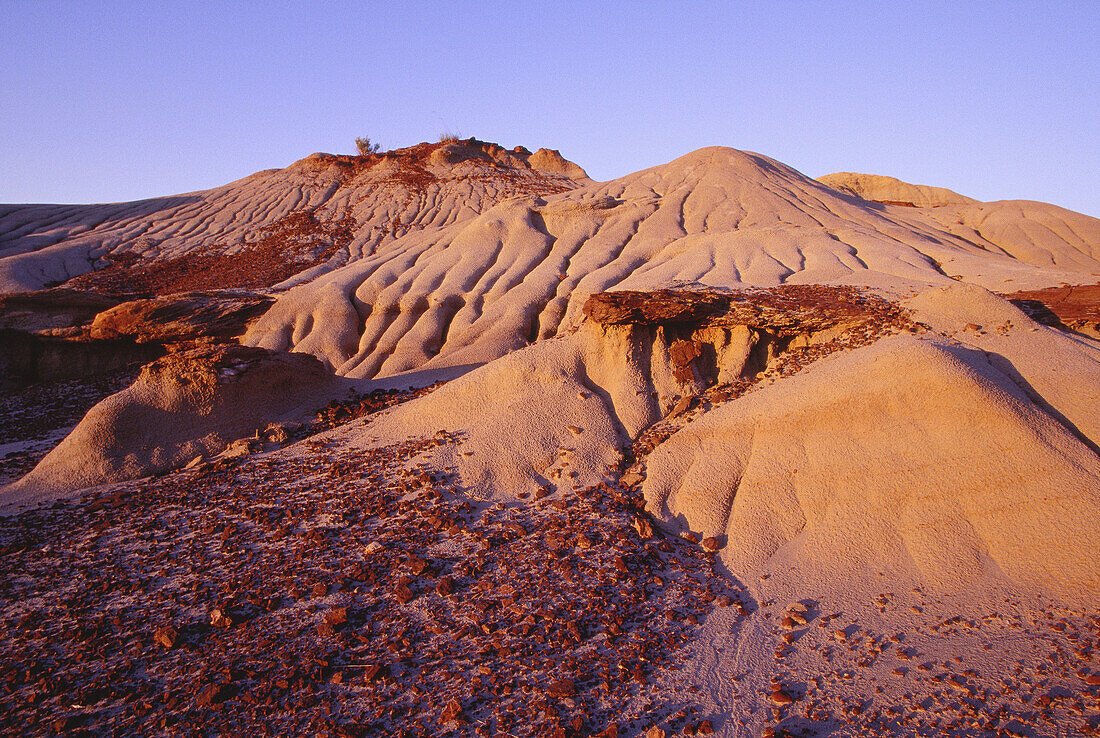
[
  {"x1": 1, "y1": 281, "x2": 1098, "y2": 737},
  {"x1": 1, "y1": 377, "x2": 1098, "y2": 737},
  {"x1": 0, "y1": 409, "x2": 739, "y2": 737}
]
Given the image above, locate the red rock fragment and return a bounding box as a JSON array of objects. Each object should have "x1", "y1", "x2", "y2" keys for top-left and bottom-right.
[
  {"x1": 360, "y1": 663, "x2": 386, "y2": 682},
  {"x1": 668, "y1": 395, "x2": 693, "y2": 418},
  {"x1": 51, "y1": 715, "x2": 80, "y2": 733},
  {"x1": 769, "y1": 688, "x2": 794, "y2": 705},
  {"x1": 154, "y1": 625, "x2": 178, "y2": 649},
  {"x1": 547, "y1": 678, "x2": 576, "y2": 698},
  {"x1": 393, "y1": 575, "x2": 415, "y2": 603},
  {"x1": 669, "y1": 339, "x2": 702, "y2": 383},
  {"x1": 194, "y1": 681, "x2": 230, "y2": 708},
  {"x1": 441, "y1": 698, "x2": 465, "y2": 724}
]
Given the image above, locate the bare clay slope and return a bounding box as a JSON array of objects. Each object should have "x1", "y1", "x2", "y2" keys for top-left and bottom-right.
[
  {"x1": 0, "y1": 140, "x2": 587, "y2": 294},
  {"x1": 245, "y1": 147, "x2": 1100, "y2": 379}
]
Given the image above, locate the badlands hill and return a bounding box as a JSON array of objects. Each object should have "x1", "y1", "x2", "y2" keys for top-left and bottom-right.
[
  {"x1": 1, "y1": 141, "x2": 1099, "y2": 737},
  {"x1": 242, "y1": 147, "x2": 1100, "y2": 378},
  {"x1": 0, "y1": 139, "x2": 589, "y2": 295}
]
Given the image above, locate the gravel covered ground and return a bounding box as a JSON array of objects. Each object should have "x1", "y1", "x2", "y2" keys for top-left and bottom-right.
[{"x1": 0, "y1": 423, "x2": 744, "y2": 737}]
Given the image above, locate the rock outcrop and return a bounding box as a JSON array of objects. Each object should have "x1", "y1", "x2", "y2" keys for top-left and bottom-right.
[
  {"x1": 0, "y1": 288, "x2": 120, "y2": 335},
  {"x1": 347, "y1": 285, "x2": 914, "y2": 499},
  {"x1": 817, "y1": 171, "x2": 976, "y2": 208},
  {"x1": 0, "y1": 289, "x2": 273, "y2": 388},
  {"x1": 582, "y1": 285, "x2": 906, "y2": 333},
  {"x1": 0, "y1": 289, "x2": 155, "y2": 388},
  {"x1": 88, "y1": 291, "x2": 274, "y2": 343},
  {"x1": 1002, "y1": 283, "x2": 1100, "y2": 338},
  {"x1": 3, "y1": 345, "x2": 336, "y2": 505},
  {"x1": 642, "y1": 286, "x2": 1100, "y2": 604}
]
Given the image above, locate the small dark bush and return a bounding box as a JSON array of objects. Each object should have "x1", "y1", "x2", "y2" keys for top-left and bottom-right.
[{"x1": 355, "y1": 137, "x2": 380, "y2": 156}]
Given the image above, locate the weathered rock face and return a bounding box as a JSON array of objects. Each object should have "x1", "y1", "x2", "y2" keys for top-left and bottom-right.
[
  {"x1": 581, "y1": 286, "x2": 913, "y2": 409},
  {"x1": 1003, "y1": 283, "x2": 1100, "y2": 338},
  {"x1": 0, "y1": 330, "x2": 161, "y2": 390},
  {"x1": 88, "y1": 291, "x2": 274, "y2": 343},
  {"x1": 0, "y1": 289, "x2": 273, "y2": 388},
  {"x1": 352, "y1": 285, "x2": 916, "y2": 502},
  {"x1": 0, "y1": 289, "x2": 120, "y2": 335},
  {"x1": 582, "y1": 285, "x2": 908, "y2": 332},
  {"x1": 3, "y1": 344, "x2": 336, "y2": 502},
  {"x1": 0, "y1": 288, "x2": 160, "y2": 388},
  {"x1": 579, "y1": 320, "x2": 759, "y2": 421},
  {"x1": 637, "y1": 285, "x2": 1100, "y2": 605}
]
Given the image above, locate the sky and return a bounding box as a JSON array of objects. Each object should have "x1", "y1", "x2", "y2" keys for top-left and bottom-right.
[{"x1": 1, "y1": 1, "x2": 1097, "y2": 216}]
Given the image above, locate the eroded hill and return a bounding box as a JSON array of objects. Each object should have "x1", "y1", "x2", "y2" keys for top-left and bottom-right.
[{"x1": 0, "y1": 139, "x2": 589, "y2": 295}]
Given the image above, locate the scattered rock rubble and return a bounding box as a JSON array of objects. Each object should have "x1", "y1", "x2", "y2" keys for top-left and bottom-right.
[
  {"x1": 2, "y1": 285, "x2": 1097, "y2": 737},
  {"x1": 0, "y1": 427, "x2": 745, "y2": 736},
  {"x1": 726, "y1": 593, "x2": 1100, "y2": 737}
]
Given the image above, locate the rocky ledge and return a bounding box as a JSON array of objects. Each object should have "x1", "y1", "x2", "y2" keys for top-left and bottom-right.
[
  {"x1": 582, "y1": 285, "x2": 909, "y2": 335},
  {"x1": 88, "y1": 291, "x2": 274, "y2": 344},
  {"x1": 1003, "y1": 283, "x2": 1100, "y2": 339}
]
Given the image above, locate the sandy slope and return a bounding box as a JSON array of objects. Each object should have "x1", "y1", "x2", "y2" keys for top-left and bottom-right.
[
  {"x1": 333, "y1": 282, "x2": 1100, "y2": 736},
  {"x1": 243, "y1": 147, "x2": 1100, "y2": 379},
  {"x1": 334, "y1": 284, "x2": 1098, "y2": 607},
  {"x1": 2, "y1": 345, "x2": 340, "y2": 509}
]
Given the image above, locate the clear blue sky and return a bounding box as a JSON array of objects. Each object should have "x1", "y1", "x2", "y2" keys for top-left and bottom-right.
[{"x1": 1, "y1": 1, "x2": 1097, "y2": 216}]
